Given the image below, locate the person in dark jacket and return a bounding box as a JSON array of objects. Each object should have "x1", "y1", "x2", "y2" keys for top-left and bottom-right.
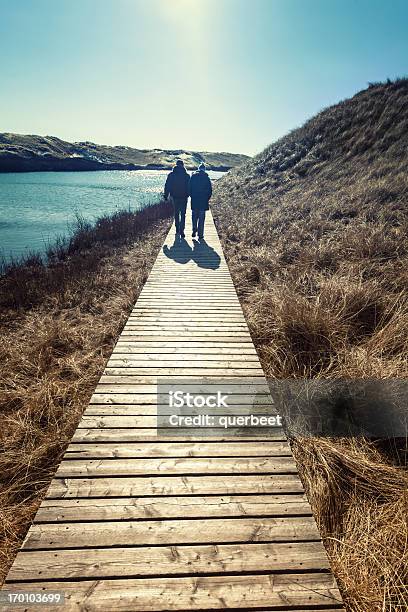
[
  {"x1": 164, "y1": 159, "x2": 190, "y2": 238},
  {"x1": 189, "y1": 163, "x2": 212, "y2": 240}
]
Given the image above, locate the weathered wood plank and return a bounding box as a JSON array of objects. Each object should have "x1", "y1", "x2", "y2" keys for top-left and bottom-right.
[
  {"x1": 132, "y1": 307, "x2": 245, "y2": 312},
  {"x1": 138, "y1": 291, "x2": 238, "y2": 296},
  {"x1": 63, "y1": 441, "x2": 292, "y2": 458},
  {"x1": 114, "y1": 342, "x2": 257, "y2": 349},
  {"x1": 100, "y1": 371, "x2": 265, "y2": 380},
  {"x1": 83, "y1": 405, "x2": 277, "y2": 416},
  {"x1": 22, "y1": 517, "x2": 321, "y2": 550},
  {"x1": 72, "y1": 429, "x2": 286, "y2": 442},
  {"x1": 89, "y1": 392, "x2": 273, "y2": 404},
  {"x1": 8, "y1": 541, "x2": 329, "y2": 581},
  {"x1": 56, "y1": 457, "x2": 298, "y2": 477},
  {"x1": 92, "y1": 386, "x2": 271, "y2": 396},
  {"x1": 98, "y1": 377, "x2": 266, "y2": 386},
  {"x1": 34, "y1": 494, "x2": 310, "y2": 522},
  {"x1": 119, "y1": 332, "x2": 254, "y2": 338},
  {"x1": 128, "y1": 314, "x2": 247, "y2": 319},
  {"x1": 46, "y1": 474, "x2": 303, "y2": 498},
  {"x1": 108, "y1": 357, "x2": 260, "y2": 365},
  {"x1": 76, "y1": 416, "x2": 283, "y2": 438},
  {"x1": 3, "y1": 574, "x2": 343, "y2": 610},
  {"x1": 103, "y1": 366, "x2": 265, "y2": 375},
  {"x1": 115, "y1": 336, "x2": 256, "y2": 343},
  {"x1": 112, "y1": 350, "x2": 258, "y2": 363},
  {"x1": 123, "y1": 325, "x2": 250, "y2": 331}
]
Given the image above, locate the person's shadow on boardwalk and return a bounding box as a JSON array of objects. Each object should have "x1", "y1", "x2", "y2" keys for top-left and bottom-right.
[
  {"x1": 192, "y1": 239, "x2": 221, "y2": 270},
  {"x1": 163, "y1": 237, "x2": 192, "y2": 264},
  {"x1": 163, "y1": 237, "x2": 221, "y2": 270}
]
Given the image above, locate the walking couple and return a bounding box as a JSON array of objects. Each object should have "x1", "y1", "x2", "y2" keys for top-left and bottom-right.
[{"x1": 164, "y1": 160, "x2": 212, "y2": 240}]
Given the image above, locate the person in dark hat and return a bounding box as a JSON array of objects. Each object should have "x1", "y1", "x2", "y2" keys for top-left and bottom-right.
[
  {"x1": 189, "y1": 163, "x2": 212, "y2": 240},
  {"x1": 164, "y1": 159, "x2": 190, "y2": 238}
]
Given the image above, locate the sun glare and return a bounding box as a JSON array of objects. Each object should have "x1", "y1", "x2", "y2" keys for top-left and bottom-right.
[{"x1": 160, "y1": 0, "x2": 205, "y2": 22}]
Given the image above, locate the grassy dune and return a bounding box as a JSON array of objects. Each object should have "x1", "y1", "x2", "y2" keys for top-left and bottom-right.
[
  {"x1": 212, "y1": 79, "x2": 408, "y2": 611},
  {"x1": 0, "y1": 201, "x2": 172, "y2": 582}
]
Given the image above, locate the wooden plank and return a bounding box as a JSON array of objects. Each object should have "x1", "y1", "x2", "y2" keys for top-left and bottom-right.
[
  {"x1": 108, "y1": 356, "x2": 261, "y2": 363},
  {"x1": 135, "y1": 286, "x2": 235, "y2": 291},
  {"x1": 34, "y1": 494, "x2": 311, "y2": 522},
  {"x1": 77, "y1": 415, "x2": 281, "y2": 432},
  {"x1": 132, "y1": 307, "x2": 245, "y2": 312},
  {"x1": 83, "y1": 405, "x2": 277, "y2": 416},
  {"x1": 3, "y1": 574, "x2": 343, "y2": 610},
  {"x1": 72, "y1": 430, "x2": 286, "y2": 442},
  {"x1": 116, "y1": 336, "x2": 256, "y2": 343},
  {"x1": 123, "y1": 324, "x2": 250, "y2": 330},
  {"x1": 112, "y1": 346, "x2": 258, "y2": 354},
  {"x1": 104, "y1": 361, "x2": 264, "y2": 370},
  {"x1": 136, "y1": 294, "x2": 237, "y2": 304},
  {"x1": 138, "y1": 289, "x2": 238, "y2": 294},
  {"x1": 119, "y1": 332, "x2": 254, "y2": 338},
  {"x1": 98, "y1": 377, "x2": 266, "y2": 386},
  {"x1": 92, "y1": 386, "x2": 271, "y2": 396},
  {"x1": 114, "y1": 341, "x2": 256, "y2": 348},
  {"x1": 138, "y1": 294, "x2": 236, "y2": 298},
  {"x1": 8, "y1": 541, "x2": 329, "y2": 581},
  {"x1": 63, "y1": 441, "x2": 292, "y2": 458},
  {"x1": 101, "y1": 368, "x2": 264, "y2": 377},
  {"x1": 21, "y1": 517, "x2": 321, "y2": 550},
  {"x1": 46, "y1": 474, "x2": 302, "y2": 498},
  {"x1": 124, "y1": 319, "x2": 247, "y2": 324},
  {"x1": 124, "y1": 315, "x2": 248, "y2": 332},
  {"x1": 56, "y1": 457, "x2": 298, "y2": 477},
  {"x1": 89, "y1": 393, "x2": 273, "y2": 404},
  {"x1": 130, "y1": 313, "x2": 246, "y2": 318},
  {"x1": 133, "y1": 305, "x2": 245, "y2": 310},
  {"x1": 127, "y1": 319, "x2": 247, "y2": 324}
]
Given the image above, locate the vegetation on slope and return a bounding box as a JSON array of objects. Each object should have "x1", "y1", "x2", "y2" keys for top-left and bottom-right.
[
  {"x1": 0, "y1": 201, "x2": 172, "y2": 583},
  {"x1": 212, "y1": 78, "x2": 408, "y2": 611},
  {"x1": 0, "y1": 133, "x2": 250, "y2": 172}
]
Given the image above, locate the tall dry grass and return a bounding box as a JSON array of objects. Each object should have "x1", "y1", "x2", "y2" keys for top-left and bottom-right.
[
  {"x1": 0, "y1": 200, "x2": 172, "y2": 583},
  {"x1": 212, "y1": 79, "x2": 408, "y2": 611}
]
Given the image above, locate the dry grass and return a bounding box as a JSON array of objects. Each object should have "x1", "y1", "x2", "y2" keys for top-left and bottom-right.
[
  {"x1": 293, "y1": 438, "x2": 408, "y2": 612},
  {"x1": 0, "y1": 201, "x2": 172, "y2": 583},
  {"x1": 212, "y1": 78, "x2": 408, "y2": 610}
]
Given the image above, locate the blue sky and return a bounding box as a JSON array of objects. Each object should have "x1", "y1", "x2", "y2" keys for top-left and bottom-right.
[{"x1": 0, "y1": 0, "x2": 407, "y2": 155}]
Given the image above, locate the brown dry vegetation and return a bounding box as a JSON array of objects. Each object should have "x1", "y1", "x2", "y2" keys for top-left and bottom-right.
[
  {"x1": 212, "y1": 79, "x2": 408, "y2": 611},
  {"x1": 0, "y1": 201, "x2": 172, "y2": 583}
]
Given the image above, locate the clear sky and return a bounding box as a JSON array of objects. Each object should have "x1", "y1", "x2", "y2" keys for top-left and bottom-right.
[{"x1": 0, "y1": 0, "x2": 407, "y2": 155}]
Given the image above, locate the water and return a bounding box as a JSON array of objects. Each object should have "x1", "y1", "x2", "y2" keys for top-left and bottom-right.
[{"x1": 0, "y1": 170, "x2": 224, "y2": 261}]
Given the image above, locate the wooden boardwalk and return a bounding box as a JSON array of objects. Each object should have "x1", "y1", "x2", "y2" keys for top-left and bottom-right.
[{"x1": 3, "y1": 212, "x2": 344, "y2": 611}]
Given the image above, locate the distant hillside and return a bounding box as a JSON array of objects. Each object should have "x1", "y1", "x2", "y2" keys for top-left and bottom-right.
[{"x1": 0, "y1": 133, "x2": 249, "y2": 173}]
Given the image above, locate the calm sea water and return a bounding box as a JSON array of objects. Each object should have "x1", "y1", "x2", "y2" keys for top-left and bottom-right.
[{"x1": 0, "y1": 170, "x2": 224, "y2": 261}]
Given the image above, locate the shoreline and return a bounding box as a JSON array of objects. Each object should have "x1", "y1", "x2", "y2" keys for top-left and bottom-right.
[{"x1": 0, "y1": 165, "x2": 231, "y2": 174}]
